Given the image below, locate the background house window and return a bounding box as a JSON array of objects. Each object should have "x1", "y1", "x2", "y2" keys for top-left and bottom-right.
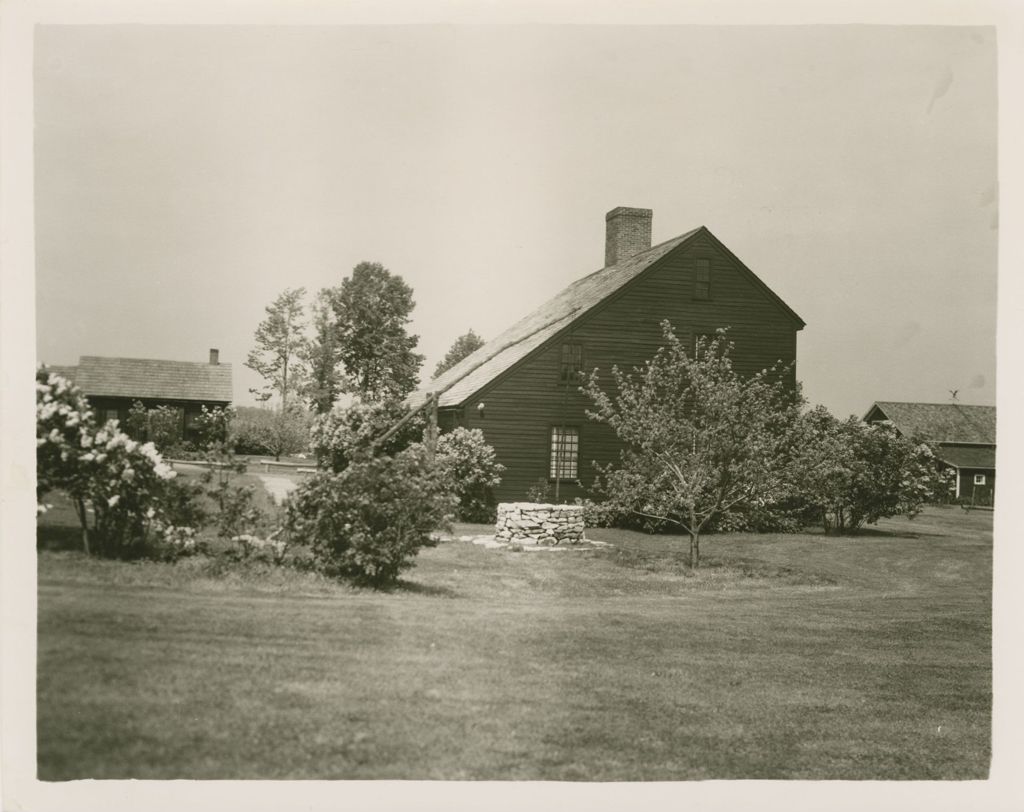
[
  {"x1": 694, "y1": 258, "x2": 711, "y2": 300},
  {"x1": 100, "y1": 408, "x2": 120, "y2": 425},
  {"x1": 560, "y1": 343, "x2": 584, "y2": 384},
  {"x1": 549, "y1": 426, "x2": 579, "y2": 479},
  {"x1": 974, "y1": 473, "x2": 986, "y2": 486}
]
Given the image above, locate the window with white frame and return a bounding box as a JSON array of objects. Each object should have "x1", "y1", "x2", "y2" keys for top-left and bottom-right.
[
  {"x1": 549, "y1": 426, "x2": 579, "y2": 480},
  {"x1": 974, "y1": 473, "x2": 986, "y2": 486}
]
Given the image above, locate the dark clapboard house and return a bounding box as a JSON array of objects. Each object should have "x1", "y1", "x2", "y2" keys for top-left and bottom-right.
[
  {"x1": 43, "y1": 350, "x2": 232, "y2": 444},
  {"x1": 863, "y1": 401, "x2": 997, "y2": 506},
  {"x1": 408, "y1": 207, "x2": 805, "y2": 503}
]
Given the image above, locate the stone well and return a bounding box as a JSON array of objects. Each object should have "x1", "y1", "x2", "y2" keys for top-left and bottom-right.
[{"x1": 494, "y1": 502, "x2": 585, "y2": 545}]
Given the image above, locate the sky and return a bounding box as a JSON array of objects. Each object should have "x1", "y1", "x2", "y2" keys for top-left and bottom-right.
[{"x1": 33, "y1": 24, "x2": 997, "y2": 418}]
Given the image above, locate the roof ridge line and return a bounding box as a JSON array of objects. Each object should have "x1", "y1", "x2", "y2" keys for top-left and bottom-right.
[{"x1": 423, "y1": 308, "x2": 580, "y2": 403}]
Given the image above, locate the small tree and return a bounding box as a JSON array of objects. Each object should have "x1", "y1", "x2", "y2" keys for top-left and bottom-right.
[
  {"x1": 246, "y1": 287, "x2": 308, "y2": 409},
  {"x1": 328, "y1": 262, "x2": 424, "y2": 401},
  {"x1": 584, "y1": 323, "x2": 801, "y2": 568},
  {"x1": 434, "y1": 329, "x2": 485, "y2": 379},
  {"x1": 436, "y1": 427, "x2": 505, "y2": 522}
]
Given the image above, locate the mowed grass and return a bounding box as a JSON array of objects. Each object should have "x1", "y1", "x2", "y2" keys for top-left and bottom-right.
[{"x1": 36, "y1": 505, "x2": 991, "y2": 780}]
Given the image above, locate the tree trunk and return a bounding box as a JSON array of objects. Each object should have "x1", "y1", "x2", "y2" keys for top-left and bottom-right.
[
  {"x1": 689, "y1": 530, "x2": 700, "y2": 569},
  {"x1": 74, "y1": 496, "x2": 91, "y2": 555}
]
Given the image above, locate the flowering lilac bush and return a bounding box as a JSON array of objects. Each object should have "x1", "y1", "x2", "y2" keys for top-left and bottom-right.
[
  {"x1": 435, "y1": 427, "x2": 505, "y2": 522},
  {"x1": 36, "y1": 367, "x2": 190, "y2": 558}
]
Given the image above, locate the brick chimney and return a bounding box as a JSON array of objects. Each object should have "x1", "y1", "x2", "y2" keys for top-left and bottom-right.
[
  {"x1": 209, "y1": 348, "x2": 219, "y2": 365},
  {"x1": 605, "y1": 207, "x2": 652, "y2": 267}
]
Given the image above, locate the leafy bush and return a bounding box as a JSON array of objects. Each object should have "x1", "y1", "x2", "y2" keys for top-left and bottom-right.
[
  {"x1": 147, "y1": 405, "x2": 184, "y2": 452},
  {"x1": 436, "y1": 427, "x2": 504, "y2": 522},
  {"x1": 231, "y1": 406, "x2": 311, "y2": 459},
  {"x1": 526, "y1": 478, "x2": 553, "y2": 504},
  {"x1": 790, "y1": 407, "x2": 949, "y2": 533},
  {"x1": 310, "y1": 399, "x2": 423, "y2": 473},
  {"x1": 286, "y1": 444, "x2": 455, "y2": 586},
  {"x1": 125, "y1": 400, "x2": 149, "y2": 441}
]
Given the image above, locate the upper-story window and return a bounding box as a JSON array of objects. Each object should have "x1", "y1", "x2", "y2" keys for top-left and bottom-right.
[
  {"x1": 694, "y1": 258, "x2": 711, "y2": 300},
  {"x1": 560, "y1": 343, "x2": 584, "y2": 384}
]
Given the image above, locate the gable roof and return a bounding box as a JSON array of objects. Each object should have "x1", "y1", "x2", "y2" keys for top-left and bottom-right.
[
  {"x1": 49, "y1": 356, "x2": 233, "y2": 403},
  {"x1": 865, "y1": 402, "x2": 996, "y2": 445},
  {"x1": 410, "y1": 225, "x2": 803, "y2": 409},
  {"x1": 935, "y1": 445, "x2": 996, "y2": 470}
]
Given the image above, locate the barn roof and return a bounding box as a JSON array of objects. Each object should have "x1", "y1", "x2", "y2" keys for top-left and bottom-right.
[
  {"x1": 865, "y1": 402, "x2": 996, "y2": 445},
  {"x1": 45, "y1": 356, "x2": 233, "y2": 403},
  {"x1": 410, "y1": 225, "x2": 803, "y2": 409},
  {"x1": 935, "y1": 445, "x2": 996, "y2": 470}
]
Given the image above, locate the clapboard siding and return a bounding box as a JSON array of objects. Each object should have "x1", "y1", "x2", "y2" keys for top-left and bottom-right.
[{"x1": 448, "y1": 234, "x2": 800, "y2": 503}]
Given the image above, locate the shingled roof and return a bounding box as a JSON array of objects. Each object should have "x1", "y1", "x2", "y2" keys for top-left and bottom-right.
[
  {"x1": 46, "y1": 356, "x2": 233, "y2": 403},
  {"x1": 410, "y1": 225, "x2": 803, "y2": 409},
  {"x1": 865, "y1": 402, "x2": 996, "y2": 445},
  {"x1": 935, "y1": 445, "x2": 996, "y2": 470}
]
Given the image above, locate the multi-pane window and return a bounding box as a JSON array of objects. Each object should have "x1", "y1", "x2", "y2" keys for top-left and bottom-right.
[
  {"x1": 694, "y1": 331, "x2": 717, "y2": 356},
  {"x1": 100, "y1": 408, "x2": 120, "y2": 425},
  {"x1": 560, "y1": 343, "x2": 584, "y2": 384},
  {"x1": 549, "y1": 426, "x2": 579, "y2": 480},
  {"x1": 974, "y1": 474, "x2": 986, "y2": 486},
  {"x1": 694, "y1": 258, "x2": 711, "y2": 300}
]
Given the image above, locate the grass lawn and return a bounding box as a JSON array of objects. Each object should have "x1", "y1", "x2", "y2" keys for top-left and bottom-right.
[{"x1": 36, "y1": 504, "x2": 991, "y2": 780}]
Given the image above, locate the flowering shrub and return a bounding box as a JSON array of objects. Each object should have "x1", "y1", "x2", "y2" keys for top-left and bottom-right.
[
  {"x1": 435, "y1": 427, "x2": 505, "y2": 522},
  {"x1": 790, "y1": 407, "x2": 950, "y2": 533},
  {"x1": 310, "y1": 399, "x2": 423, "y2": 473},
  {"x1": 192, "y1": 404, "x2": 235, "y2": 449},
  {"x1": 231, "y1": 531, "x2": 289, "y2": 564},
  {"x1": 286, "y1": 444, "x2": 455, "y2": 586},
  {"x1": 148, "y1": 522, "x2": 202, "y2": 562},
  {"x1": 36, "y1": 367, "x2": 188, "y2": 557}
]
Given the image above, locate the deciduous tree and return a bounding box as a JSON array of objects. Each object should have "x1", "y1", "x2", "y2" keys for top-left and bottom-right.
[
  {"x1": 434, "y1": 329, "x2": 485, "y2": 379},
  {"x1": 584, "y1": 323, "x2": 801, "y2": 568},
  {"x1": 328, "y1": 262, "x2": 423, "y2": 401},
  {"x1": 246, "y1": 287, "x2": 308, "y2": 410},
  {"x1": 301, "y1": 289, "x2": 344, "y2": 414}
]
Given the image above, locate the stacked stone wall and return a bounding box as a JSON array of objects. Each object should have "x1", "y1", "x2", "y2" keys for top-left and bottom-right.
[{"x1": 495, "y1": 503, "x2": 585, "y2": 545}]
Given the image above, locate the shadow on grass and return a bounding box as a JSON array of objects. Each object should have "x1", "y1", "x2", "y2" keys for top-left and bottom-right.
[
  {"x1": 37, "y1": 525, "x2": 84, "y2": 553},
  {"x1": 386, "y1": 579, "x2": 461, "y2": 599},
  {"x1": 826, "y1": 526, "x2": 929, "y2": 540}
]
